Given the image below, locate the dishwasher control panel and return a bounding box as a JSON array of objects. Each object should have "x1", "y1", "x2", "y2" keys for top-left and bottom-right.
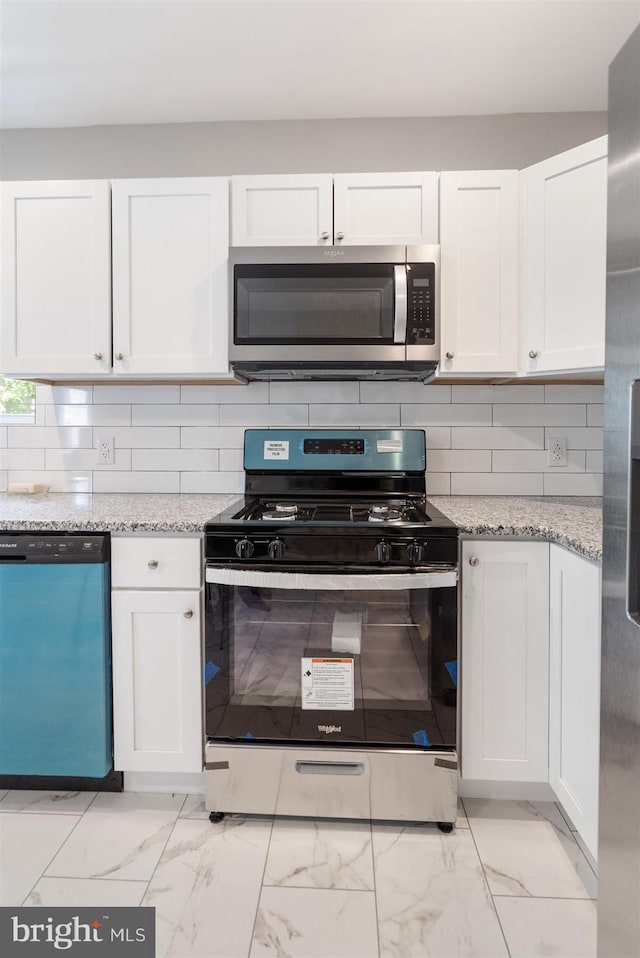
[{"x1": 0, "y1": 534, "x2": 109, "y2": 563}]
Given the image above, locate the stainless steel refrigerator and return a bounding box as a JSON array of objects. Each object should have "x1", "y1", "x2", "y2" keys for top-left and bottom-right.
[{"x1": 598, "y1": 23, "x2": 640, "y2": 958}]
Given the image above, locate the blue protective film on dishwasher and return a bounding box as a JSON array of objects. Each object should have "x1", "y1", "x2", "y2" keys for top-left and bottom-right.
[
  {"x1": 412, "y1": 729, "x2": 430, "y2": 746},
  {"x1": 204, "y1": 661, "x2": 220, "y2": 685},
  {"x1": 244, "y1": 732, "x2": 255, "y2": 740},
  {"x1": 445, "y1": 660, "x2": 458, "y2": 687}
]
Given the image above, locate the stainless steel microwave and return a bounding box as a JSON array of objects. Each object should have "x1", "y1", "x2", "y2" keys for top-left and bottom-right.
[{"x1": 229, "y1": 245, "x2": 440, "y2": 382}]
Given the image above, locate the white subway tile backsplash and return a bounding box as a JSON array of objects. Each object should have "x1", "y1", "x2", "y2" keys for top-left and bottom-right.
[
  {"x1": 451, "y1": 473, "x2": 544, "y2": 495},
  {"x1": 359, "y1": 383, "x2": 451, "y2": 404},
  {"x1": 7, "y1": 383, "x2": 603, "y2": 497},
  {"x1": 426, "y1": 473, "x2": 451, "y2": 495},
  {"x1": 543, "y1": 473, "x2": 603, "y2": 496},
  {"x1": 0, "y1": 471, "x2": 6, "y2": 492},
  {"x1": 402, "y1": 404, "x2": 492, "y2": 426},
  {"x1": 108, "y1": 427, "x2": 181, "y2": 449},
  {"x1": 219, "y1": 404, "x2": 308, "y2": 426},
  {"x1": 309, "y1": 404, "x2": 399, "y2": 426},
  {"x1": 45, "y1": 448, "x2": 132, "y2": 471},
  {"x1": 452, "y1": 385, "x2": 544, "y2": 404},
  {"x1": 45, "y1": 405, "x2": 132, "y2": 427},
  {"x1": 546, "y1": 427, "x2": 603, "y2": 450},
  {"x1": 545, "y1": 385, "x2": 604, "y2": 404},
  {"x1": 180, "y1": 472, "x2": 244, "y2": 494},
  {"x1": 427, "y1": 449, "x2": 492, "y2": 473},
  {"x1": 587, "y1": 404, "x2": 604, "y2": 427},
  {"x1": 492, "y1": 449, "x2": 586, "y2": 473},
  {"x1": 92, "y1": 471, "x2": 180, "y2": 493},
  {"x1": 181, "y1": 426, "x2": 246, "y2": 448},
  {"x1": 8, "y1": 426, "x2": 93, "y2": 449},
  {"x1": 269, "y1": 382, "x2": 359, "y2": 405},
  {"x1": 182, "y1": 383, "x2": 268, "y2": 404},
  {"x1": 132, "y1": 405, "x2": 220, "y2": 427},
  {"x1": 451, "y1": 427, "x2": 544, "y2": 450},
  {"x1": 219, "y1": 448, "x2": 244, "y2": 471},
  {"x1": 93, "y1": 385, "x2": 180, "y2": 404},
  {"x1": 131, "y1": 449, "x2": 220, "y2": 472},
  {"x1": 492, "y1": 404, "x2": 587, "y2": 427}
]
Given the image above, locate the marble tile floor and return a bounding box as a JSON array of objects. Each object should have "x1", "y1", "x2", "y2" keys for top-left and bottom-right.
[{"x1": 0, "y1": 790, "x2": 597, "y2": 958}]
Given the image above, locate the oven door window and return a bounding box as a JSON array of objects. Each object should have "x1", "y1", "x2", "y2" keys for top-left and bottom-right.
[
  {"x1": 204, "y1": 581, "x2": 456, "y2": 749},
  {"x1": 234, "y1": 264, "x2": 396, "y2": 344}
]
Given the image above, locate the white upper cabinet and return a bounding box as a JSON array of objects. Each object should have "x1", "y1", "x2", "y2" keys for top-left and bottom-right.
[
  {"x1": 112, "y1": 178, "x2": 229, "y2": 375},
  {"x1": 231, "y1": 175, "x2": 333, "y2": 246},
  {"x1": 1, "y1": 180, "x2": 112, "y2": 376},
  {"x1": 439, "y1": 171, "x2": 519, "y2": 375},
  {"x1": 332, "y1": 172, "x2": 438, "y2": 245},
  {"x1": 520, "y1": 136, "x2": 608, "y2": 374},
  {"x1": 231, "y1": 172, "x2": 438, "y2": 246}
]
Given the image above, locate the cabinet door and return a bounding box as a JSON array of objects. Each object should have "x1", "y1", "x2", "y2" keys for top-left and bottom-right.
[
  {"x1": 112, "y1": 178, "x2": 229, "y2": 375},
  {"x1": 1, "y1": 180, "x2": 111, "y2": 376},
  {"x1": 333, "y1": 172, "x2": 438, "y2": 245},
  {"x1": 231, "y1": 174, "x2": 333, "y2": 246},
  {"x1": 520, "y1": 136, "x2": 607, "y2": 373},
  {"x1": 461, "y1": 540, "x2": 549, "y2": 782},
  {"x1": 439, "y1": 171, "x2": 519, "y2": 374},
  {"x1": 112, "y1": 589, "x2": 202, "y2": 773},
  {"x1": 549, "y1": 546, "x2": 601, "y2": 860}
]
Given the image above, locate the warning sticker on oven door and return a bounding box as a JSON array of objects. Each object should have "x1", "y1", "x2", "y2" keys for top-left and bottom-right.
[
  {"x1": 301, "y1": 657, "x2": 355, "y2": 711},
  {"x1": 264, "y1": 440, "x2": 289, "y2": 460}
]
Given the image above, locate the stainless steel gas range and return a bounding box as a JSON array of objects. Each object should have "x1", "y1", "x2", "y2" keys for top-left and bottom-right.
[{"x1": 203, "y1": 429, "x2": 459, "y2": 828}]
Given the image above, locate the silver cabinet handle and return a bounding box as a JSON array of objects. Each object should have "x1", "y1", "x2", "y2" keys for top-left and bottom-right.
[
  {"x1": 529, "y1": 350, "x2": 538, "y2": 359},
  {"x1": 335, "y1": 231, "x2": 344, "y2": 240},
  {"x1": 94, "y1": 352, "x2": 103, "y2": 360},
  {"x1": 183, "y1": 610, "x2": 194, "y2": 619},
  {"x1": 115, "y1": 352, "x2": 125, "y2": 361},
  {"x1": 147, "y1": 559, "x2": 159, "y2": 569},
  {"x1": 468, "y1": 556, "x2": 479, "y2": 567},
  {"x1": 445, "y1": 351, "x2": 454, "y2": 360},
  {"x1": 320, "y1": 231, "x2": 330, "y2": 240}
]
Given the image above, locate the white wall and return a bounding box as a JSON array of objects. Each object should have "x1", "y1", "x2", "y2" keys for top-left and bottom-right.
[
  {"x1": 0, "y1": 382, "x2": 603, "y2": 496},
  {"x1": 0, "y1": 113, "x2": 607, "y2": 180}
]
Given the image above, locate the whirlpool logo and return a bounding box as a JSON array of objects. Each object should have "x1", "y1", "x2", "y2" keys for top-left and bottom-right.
[
  {"x1": 318, "y1": 724, "x2": 342, "y2": 733},
  {"x1": 0, "y1": 907, "x2": 155, "y2": 955}
]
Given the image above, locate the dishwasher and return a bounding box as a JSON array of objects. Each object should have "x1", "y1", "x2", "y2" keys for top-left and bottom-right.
[{"x1": 0, "y1": 532, "x2": 121, "y2": 790}]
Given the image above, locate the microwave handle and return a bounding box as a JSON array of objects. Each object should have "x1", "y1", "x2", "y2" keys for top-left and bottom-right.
[{"x1": 393, "y1": 265, "x2": 408, "y2": 343}]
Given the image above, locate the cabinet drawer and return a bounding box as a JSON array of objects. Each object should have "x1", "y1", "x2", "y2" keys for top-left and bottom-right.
[{"x1": 111, "y1": 536, "x2": 201, "y2": 589}]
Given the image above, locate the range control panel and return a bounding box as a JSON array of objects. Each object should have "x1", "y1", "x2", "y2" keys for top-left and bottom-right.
[{"x1": 406, "y1": 262, "x2": 435, "y2": 345}]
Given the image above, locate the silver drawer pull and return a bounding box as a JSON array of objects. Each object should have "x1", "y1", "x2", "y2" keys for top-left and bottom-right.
[
  {"x1": 94, "y1": 352, "x2": 103, "y2": 360},
  {"x1": 295, "y1": 761, "x2": 365, "y2": 776},
  {"x1": 468, "y1": 556, "x2": 479, "y2": 567},
  {"x1": 183, "y1": 610, "x2": 193, "y2": 619},
  {"x1": 445, "y1": 351, "x2": 454, "y2": 360},
  {"x1": 147, "y1": 559, "x2": 159, "y2": 569},
  {"x1": 529, "y1": 349, "x2": 538, "y2": 359}
]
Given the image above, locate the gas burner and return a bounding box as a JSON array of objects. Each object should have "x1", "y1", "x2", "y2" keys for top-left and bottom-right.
[
  {"x1": 262, "y1": 503, "x2": 298, "y2": 521},
  {"x1": 368, "y1": 504, "x2": 403, "y2": 523}
]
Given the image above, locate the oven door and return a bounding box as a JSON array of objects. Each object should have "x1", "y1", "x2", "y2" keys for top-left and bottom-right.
[
  {"x1": 204, "y1": 566, "x2": 457, "y2": 751},
  {"x1": 231, "y1": 262, "x2": 408, "y2": 362}
]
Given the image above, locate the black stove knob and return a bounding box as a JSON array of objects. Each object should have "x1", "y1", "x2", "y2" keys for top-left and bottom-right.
[
  {"x1": 268, "y1": 538, "x2": 285, "y2": 560},
  {"x1": 406, "y1": 540, "x2": 425, "y2": 563},
  {"x1": 374, "y1": 539, "x2": 392, "y2": 562},
  {"x1": 236, "y1": 538, "x2": 255, "y2": 560}
]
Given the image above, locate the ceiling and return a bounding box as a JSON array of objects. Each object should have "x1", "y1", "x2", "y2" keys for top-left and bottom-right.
[{"x1": 1, "y1": 0, "x2": 639, "y2": 130}]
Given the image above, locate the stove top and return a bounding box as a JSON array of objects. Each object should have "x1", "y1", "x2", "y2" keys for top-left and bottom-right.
[{"x1": 237, "y1": 497, "x2": 429, "y2": 525}]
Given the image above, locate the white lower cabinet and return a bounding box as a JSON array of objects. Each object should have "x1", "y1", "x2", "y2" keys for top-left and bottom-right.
[
  {"x1": 111, "y1": 537, "x2": 203, "y2": 774},
  {"x1": 549, "y1": 545, "x2": 601, "y2": 860},
  {"x1": 461, "y1": 540, "x2": 550, "y2": 782}
]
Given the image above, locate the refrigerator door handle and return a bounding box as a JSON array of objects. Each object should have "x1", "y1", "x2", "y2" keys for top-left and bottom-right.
[{"x1": 628, "y1": 379, "x2": 640, "y2": 627}]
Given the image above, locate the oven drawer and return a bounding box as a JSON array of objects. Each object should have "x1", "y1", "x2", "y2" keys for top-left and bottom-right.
[
  {"x1": 111, "y1": 536, "x2": 201, "y2": 589},
  {"x1": 205, "y1": 743, "x2": 458, "y2": 823}
]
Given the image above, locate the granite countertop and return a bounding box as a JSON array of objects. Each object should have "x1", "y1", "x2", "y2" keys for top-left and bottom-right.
[{"x1": 0, "y1": 492, "x2": 602, "y2": 562}]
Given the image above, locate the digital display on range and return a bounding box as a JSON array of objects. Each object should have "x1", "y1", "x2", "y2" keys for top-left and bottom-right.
[{"x1": 304, "y1": 439, "x2": 365, "y2": 455}]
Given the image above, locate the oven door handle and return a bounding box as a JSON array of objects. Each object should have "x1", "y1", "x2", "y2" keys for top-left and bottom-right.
[{"x1": 205, "y1": 566, "x2": 457, "y2": 590}]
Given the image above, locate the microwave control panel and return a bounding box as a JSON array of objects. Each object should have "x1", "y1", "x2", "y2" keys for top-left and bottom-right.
[{"x1": 407, "y1": 262, "x2": 435, "y2": 345}]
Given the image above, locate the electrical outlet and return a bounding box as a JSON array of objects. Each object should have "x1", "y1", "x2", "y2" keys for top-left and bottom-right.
[
  {"x1": 96, "y1": 436, "x2": 115, "y2": 465},
  {"x1": 548, "y1": 437, "x2": 568, "y2": 467}
]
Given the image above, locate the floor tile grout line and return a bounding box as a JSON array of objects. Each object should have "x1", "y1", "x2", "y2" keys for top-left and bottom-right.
[
  {"x1": 18, "y1": 807, "x2": 89, "y2": 906},
  {"x1": 491, "y1": 893, "x2": 599, "y2": 902},
  {"x1": 137, "y1": 791, "x2": 192, "y2": 910},
  {"x1": 367, "y1": 818, "x2": 381, "y2": 958},
  {"x1": 460, "y1": 797, "x2": 513, "y2": 958},
  {"x1": 246, "y1": 814, "x2": 276, "y2": 958}
]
